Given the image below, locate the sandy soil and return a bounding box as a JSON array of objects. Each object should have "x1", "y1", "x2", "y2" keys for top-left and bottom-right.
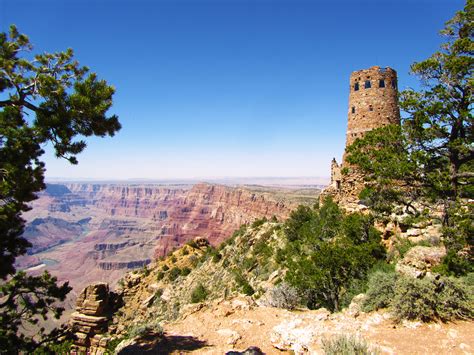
[{"x1": 153, "y1": 299, "x2": 474, "y2": 354}]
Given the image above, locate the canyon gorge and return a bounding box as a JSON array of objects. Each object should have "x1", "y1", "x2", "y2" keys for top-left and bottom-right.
[{"x1": 18, "y1": 182, "x2": 320, "y2": 305}]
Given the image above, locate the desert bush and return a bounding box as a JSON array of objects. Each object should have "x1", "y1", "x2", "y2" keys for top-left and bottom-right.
[
  {"x1": 32, "y1": 341, "x2": 73, "y2": 355},
  {"x1": 461, "y1": 272, "x2": 474, "y2": 286},
  {"x1": 180, "y1": 267, "x2": 191, "y2": 276},
  {"x1": 190, "y1": 283, "x2": 208, "y2": 303},
  {"x1": 363, "y1": 271, "x2": 397, "y2": 312},
  {"x1": 127, "y1": 320, "x2": 163, "y2": 339},
  {"x1": 106, "y1": 337, "x2": 124, "y2": 353},
  {"x1": 182, "y1": 248, "x2": 189, "y2": 255},
  {"x1": 242, "y1": 257, "x2": 256, "y2": 270},
  {"x1": 433, "y1": 249, "x2": 474, "y2": 277},
  {"x1": 392, "y1": 277, "x2": 438, "y2": 321},
  {"x1": 435, "y1": 277, "x2": 473, "y2": 321},
  {"x1": 234, "y1": 272, "x2": 255, "y2": 296},
  {"x1": 267, "y1": 282, "x2": 300, "y2": 310},
  {"x1": 321, "y1": 334, "x2": 377, "y2": 355},
  {"x1": 251, "y1": 217, "x2": 267, "y2": 229},
  {"x1": 162, "y1": 264, "x2": 169, "y2": 272},
  {"x1": 170, "y1": 255, "x2": 177, "y2": 263},
  {"x1": 186, "y1": 240, "x2": 199, "y2": 249},
  {"x1": 156, "y1": 271, "x2": 164, "y2": 281},
  {"x1": 168, "y1": 267, "x2": 181, "y2": 281},
  {"x1": 253, "y1": 237, "x2": 273, "y2": 259},
  {"x1": 188, "y1": 255, "x2": 199, "y2": 268},
  {"x1": 211, "y1": 250, "x2": 222, "y2": 263},
  {"x1": 392, "y1": 276, "x2": 473, "y2": 322}
]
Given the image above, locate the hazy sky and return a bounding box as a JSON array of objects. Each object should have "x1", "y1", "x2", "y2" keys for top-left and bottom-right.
[{"x1": 1, "y1": 0, "x2": 464, "y2": 180}]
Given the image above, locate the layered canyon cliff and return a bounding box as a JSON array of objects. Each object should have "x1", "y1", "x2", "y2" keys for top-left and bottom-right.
[{"x1": 19, "y1": 182, "x2": 319, "y2": 303}]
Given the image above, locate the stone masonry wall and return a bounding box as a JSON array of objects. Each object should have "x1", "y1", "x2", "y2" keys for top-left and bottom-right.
[{"x1": 322, "y1": 66, "x2": 401, "y2": 206}]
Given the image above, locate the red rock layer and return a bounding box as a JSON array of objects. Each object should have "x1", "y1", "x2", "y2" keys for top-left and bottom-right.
[{"x1": 65, "y1": 183, "x2": 297, "y2": 257}]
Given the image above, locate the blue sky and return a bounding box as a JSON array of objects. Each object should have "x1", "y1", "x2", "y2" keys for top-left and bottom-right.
[{"x1": 1, "y1": 0, "x2": 465, "y2": 180}]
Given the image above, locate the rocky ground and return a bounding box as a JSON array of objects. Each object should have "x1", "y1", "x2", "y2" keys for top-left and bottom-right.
[{"x1": 116, "y1": 296, "x2": 474, "y2": 354}]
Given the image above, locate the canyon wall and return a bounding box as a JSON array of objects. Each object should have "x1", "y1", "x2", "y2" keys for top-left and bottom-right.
[{"x1": 20, "y1": 183, "x2": 318, "y2": 299}]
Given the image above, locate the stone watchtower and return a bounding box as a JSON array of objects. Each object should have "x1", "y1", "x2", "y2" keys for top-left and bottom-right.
[{"x1": 323, "y1": 66, "x2": 401, "y2": 205}]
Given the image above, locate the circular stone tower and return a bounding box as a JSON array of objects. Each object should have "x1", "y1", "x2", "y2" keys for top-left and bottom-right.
[{"x1": 344, "y1": 66, "x2": 400, "y2": 155}]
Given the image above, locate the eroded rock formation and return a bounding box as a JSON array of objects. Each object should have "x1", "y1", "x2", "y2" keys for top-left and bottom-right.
[
  {"x1": 20, "y1": 182, "x2": 316, "y2": 310},
  {"x1": 70, "y1": 282, "x2": 121, "y2": 354}
]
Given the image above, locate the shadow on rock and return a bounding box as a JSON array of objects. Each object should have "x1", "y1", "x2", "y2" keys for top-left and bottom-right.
[{"x1": 117, "y1": 333, "x2": 209, "y2": 354}]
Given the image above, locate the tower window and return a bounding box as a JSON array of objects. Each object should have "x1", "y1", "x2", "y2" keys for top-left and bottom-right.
[
  {"x1": 369, "y1": 105, "x2": 373, "y2": 111},
  {"x1": 391, "y1": 80, "x2": 397, "y2": 89},
  {"x1": 364, "y1": 80, "x2": 371, "y2": 89},
  {"x1": 379, "y1": 79, "x2": 385, "y2": 88},
  {"x1": 354, "y1": 82, "x2": 359, "y2": 91},
  {"x1": 351, "y1": 106, "x2": 355, "y2": 114}
]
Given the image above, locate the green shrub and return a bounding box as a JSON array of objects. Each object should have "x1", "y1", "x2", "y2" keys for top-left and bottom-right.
[
  {"x1": 363, "y1": 271, "x2": 397, "y2": 312},
  {"x1": 212, "y1": 252, "x2": 222, "y2": 263},
  {"x1": 392, "y1": 277, "x2": 438, "y2": 322},
  {"x1": 392, "y1": 276, "x2": 473, "y2": 322},
  {"x1": 180, "y1": 267, "x2": 191, "y2": 276},
  {"x1": 253, "y1": 238, "x2": 273, "y2": 259},
  {"x1": 251, "y1": 217, "x2": 267, "y2": 228},
  {"x1": 32, "y1": 340, "x2": 73, "y2": 354},
  {"x1": 168, "y1": 267, "x2": 181, "y2": 281},
  {"x1": 321, "y1": 334, "x2": 377, "y2": 355},
  {"x1": 162, "y1": 264, "x2": 169, "y2": 272},
  {"x1": 242, "y1": 257, "x2": 256, "y2": 270},
  {"x1": 186, "y1": 240, "x2": 199, "y2": 249},
  {"x1": 435, "y1": 277, "x2": 473, "y2": 321},
  {"x1": 170, "y1": 255, "x2": 177, "y2": 263},
  {"x1": 242, "y1": 283, "x2": 255, "y2": 296},
  {"x1": 189, "y1": 255, "x2": 199, "y2": 267},
  {"x1": 141, "y1": 265, "x2": 150, "y2": 277},
  {"x1": 156, "y1": 271, "x2": 164, "y2": 281},
  {"x1": 190, "y1": 283, "x2": 208, "y2": 303},
  {"x1": 106, "y1": 337, "x2": 124, "y2": 353},
  {"x1": 275, "y1": 248, "x2": 287, "y2": 265},
  {"x1": 234, "y1": 272, "x2": 255, "y2": 296},
  {"x1": 461, "y1": 272, "x2": 474, "y2": 286},
  {"x1": 433, "y1": 249, "x2": 474, "y2": 277}
]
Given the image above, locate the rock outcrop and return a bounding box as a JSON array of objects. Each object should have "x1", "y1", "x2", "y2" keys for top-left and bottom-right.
[
  {"x1": 396, "y1": 246, "x2": 446, "y2": 278},
  {"x1": 70, "y1": 282, "x2": 121, "y2": 354}
]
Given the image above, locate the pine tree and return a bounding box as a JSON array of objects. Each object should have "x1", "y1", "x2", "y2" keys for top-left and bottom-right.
[{"x1": 0, "y1": 25, "x2": 121, "y2": 352}]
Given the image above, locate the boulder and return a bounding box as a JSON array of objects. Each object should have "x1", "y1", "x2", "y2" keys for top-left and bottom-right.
[
  {"x1": 396, "y1": 246, "x2": 446, "y2": 278},
  {"x1": 217, "y1": 328, "x2": 242, "y2": 346}
]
